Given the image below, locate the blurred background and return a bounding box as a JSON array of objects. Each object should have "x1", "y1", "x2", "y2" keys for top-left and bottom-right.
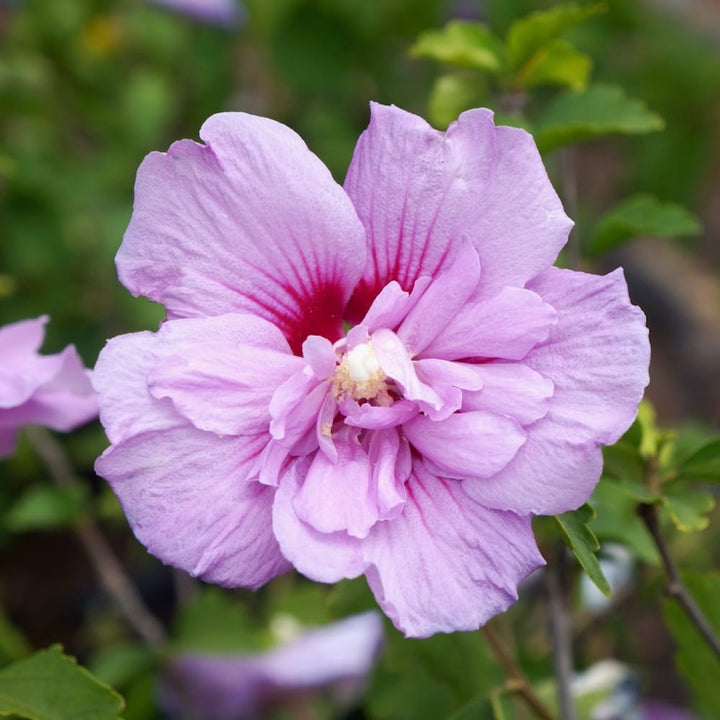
[{"x1": 1, "y1": 0, "x2": 719, "y2": 718}]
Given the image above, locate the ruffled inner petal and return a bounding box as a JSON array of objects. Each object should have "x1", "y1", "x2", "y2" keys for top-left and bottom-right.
[
  {"x1": 367, "y1": 428, "x2": 409, "y2": 520},
  {"x1": 395, "y1": 239, "x2": 481, "y2": 356},
  {"x1": 292, "y1": 430, "x2": 378, "y2": 539},
  {"x1": 371, "y1": 328, "x2": 446, "y2": 417},
  {"x1": 420, "y1": 286, "x2": 558, "y2": 361},
  {"x1": 360, "y1": 277, "x2": 431, "y2": 333},
  {"x1": 403, "y1": 410, "x2": 526, "y2": 480},
  {"x1": 461, "y1": 362, "x2": 554, "y2": 426},
  {"x1": 272, "y1": 459, "x2": 368, "y2": 583}
]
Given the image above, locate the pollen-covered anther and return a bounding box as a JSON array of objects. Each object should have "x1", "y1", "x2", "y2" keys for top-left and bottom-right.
[{"x1": 333, "y1": 340, "x2": 389, "y2": 402}]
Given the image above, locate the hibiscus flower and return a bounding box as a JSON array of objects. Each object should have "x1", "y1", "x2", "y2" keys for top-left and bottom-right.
[
  {"x1": 93, "y1": 104, "x2": 650, "y2": 637},
  {"x1": 0, "y1": 316, "x2": 98, "y2": 458}
]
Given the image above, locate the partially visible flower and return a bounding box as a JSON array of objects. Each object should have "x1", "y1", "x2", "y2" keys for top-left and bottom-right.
[
  {"x1": 571, "y1": 661, "x2": 696, "y2": 720},
  {"x1": 0, "y1": 316, "x2": 98, "y2": 458},
  {"x1": 161, "y1": 611, "x2": 384, "y2": 720},
  {"x1": 147, "y1": 0, "x2": 243, "y2": 28},
  {"x1": 94, "y1": 104, "x2": 650, "y2": 637}
]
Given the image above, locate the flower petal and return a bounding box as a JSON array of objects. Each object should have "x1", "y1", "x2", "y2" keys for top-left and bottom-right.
[
  {"x1": 395, "y1": 238, "x2": 481, "y2": 355},
  {"x1": 414, "y1": 358, "x2": 484, "y2": 391},
  {"x1": 367, "y1": 428, "x2": 409, "y2": 520},
  {"x1": 117, "y1": 113, "x2": 367, "y2": 353},
  {"x1": 7, "y1": 347, "x2": 98, "y2": 430},
  {"x1": 272, "y1": 459, "x2": 367, "y2": 583},
  {"x1": 94, "y1": 314, "x2": 287, "y2": 445},
  {"x1": 260, "y1": 611, "x2": 384, "y2": 688},
  {"x1": 464, "y1": 267, "x2": 650, "y2": 515},
  {"x1": 149, "y1": 344, "x2": 303, "y2": 436},
  {"x1": 403, "y1": 411, "x2": 525, "y2": 480},
  {"x1": 461, "y1": 362, "x2": 553, "y2": 426},
  {"x1": 363, "y1": 465, "x2": 544, "y2": 637},
  {"x1": 341, "y1": 397, "x2": 419, "y2": 430},
  {"x1": 292, "y1": 431, "x2": 378, "y2": 539},
  {"x1": 344, "y1": 103, "x2": 571, "y2": 320},
  {"x1": 0, "y1": 316, "x2": 47, "y2": 362},
  {"x1": 421, "y1": 286, "x2": 557, "y2": 361},
  {"x1": 0, "y1": 316, "x2": 62, "y2": 408},
  {"x1": 371, "y1": 329, "x2": 445, "y2": 415},
  {"x1": 360, "y1": 277, "x2": 431, "y2": 333},
  {"x1": 96, "y1": 426, "x2": 289, "y2": 588}
]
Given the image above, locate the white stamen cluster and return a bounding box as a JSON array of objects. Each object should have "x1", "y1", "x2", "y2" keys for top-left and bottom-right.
[{"x1": 333, "y1": 341, "x2": 388, "y2": 402}]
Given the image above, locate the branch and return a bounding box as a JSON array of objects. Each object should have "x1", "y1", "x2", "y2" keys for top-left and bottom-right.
[
  {"x1": 482, "y1": 623, "x2": 559, "y2": 720},
  {"x1": 560, "y1": 147, "x2": 581, "y2": 271},
  {"x1": 26, "y1": 427, "x2": 166, "y2": 650},
  {"x1": 545, "y1": 549, "x2": 577, "y2": 720},
  {"x1": 638, "y1": 502, "x2": 720, "y2": 661}
]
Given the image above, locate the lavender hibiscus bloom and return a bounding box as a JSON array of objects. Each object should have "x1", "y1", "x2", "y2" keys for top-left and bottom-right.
[
  {"x1": 0, "y1": 316, "x2": 98, "y2": 458},
  {"x1": 93, "y1": 103, "x2": 650, "y2": 637}
]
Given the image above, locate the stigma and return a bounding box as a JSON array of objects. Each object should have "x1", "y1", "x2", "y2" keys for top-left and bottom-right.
[{"x1": 333, "y1": 340, "x2": 389, "y2": 402}]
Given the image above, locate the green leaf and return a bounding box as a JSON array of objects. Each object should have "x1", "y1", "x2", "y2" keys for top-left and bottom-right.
[
  {"x1": 0, "y1": 645, "x2": 124, "y2": 720},
  {"x1": 636, "y1": 400, "x2": 659, "y2": 458},
  {"x1": 518, "y1": 40, "x2": 592, "y2": 92},
  {"x1": 590, "y1": 478, "x2": 659, "y2": 564},
  {"x1": 3, "y1": 485, "x2": 86, "y2": 532},
  {"x1": 266, "y1": 580, "x2": 329, "y2": 627},
  {"x1": 326, "y1": 577, "x2": 377, "y2": 619},
  {"x1": 663, "y1": 571, "x2": 720, "y2": 715},
  {"x1": 506, "y1": 2, "x2": 605, "y2": 71},
  {"x1": 674, "y1": 437, "x2": 720, "y2": 483},
  {"x1": 535, "y1": 84, "x2": 664, "y2": 153},
  {"x1": 661, "y1": 488, "x2": 715, "y2": 533},
  {"x1": 447, "y1": 694, "x2": 495, "y2": 720},
  {"x1": 88, "y1": 643, "x2": 155, "y2": 690},
  {"x1": 367, "y1": 627, "x2": 502, "y2": 720},
  {"x1": 602, "y1": 441, "x2": 645, "y2": 486},
  {"x1": 0, "y1": 606, "x2": 31, "y2": 666},
  {"x1": 410, "y1": 21, "x2": 506, "y2": 73},
  {"x1": 555, "y1": 505, "x2": 611, "y2": 595},
  {"x1": 588, "y1": 194, "x2": 702, "y2": 257},
  {"x1": 427, "y1": 73, "x2": 488, "y2": 129},
  {"x1": 172, "y1": 587, "x2": 265, "y2": 653}
]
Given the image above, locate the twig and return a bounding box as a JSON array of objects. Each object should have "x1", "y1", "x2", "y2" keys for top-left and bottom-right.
[
  {"x1": 545, "y1": 550, "x2": 577, "y2": 720},
  {"x1": 560, "y1": 147, "x2": 581, "y2": 271},
  {"x1": 482, "y1": 623, "x2": 559, "y2": 720},
  {"x1": 25, "y1": 427, "x2": 166, "y2": 650},
  {"x1": 638, "y1": 502, "x2": 720, "y2": 661}
]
